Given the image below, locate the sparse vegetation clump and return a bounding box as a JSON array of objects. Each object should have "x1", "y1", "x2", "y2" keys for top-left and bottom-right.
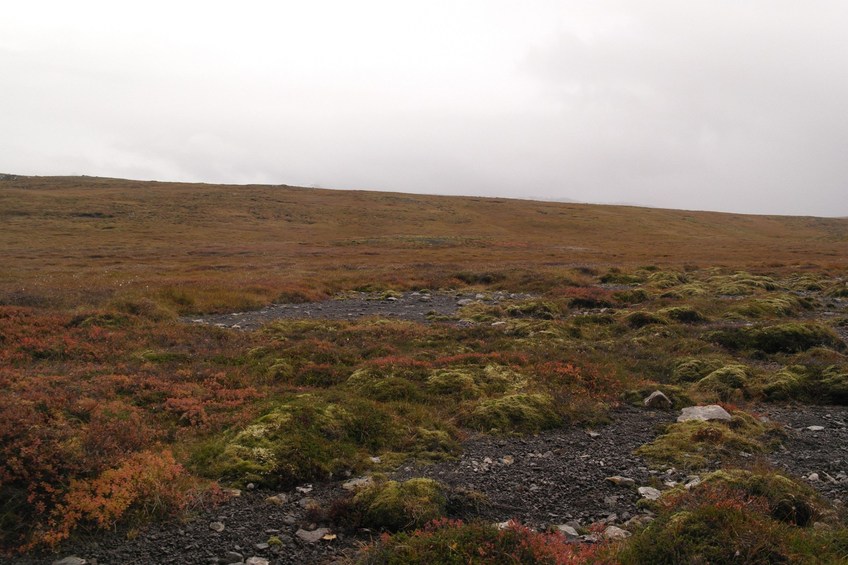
[
  {"x1": 464, "y1": 393, "x2": 561, "y2": 434},
  {"x1": 694, "y1": 364, "x2": 751, "y2": 401},
  {"x1": 660, "y1": 306, "x2": 707, "y2": 323},
  {"x1": 636, "y1": 411, "x2": 774, "y2": 470},
  {"x1": 192, "y1": 394, "x2": 403, "y2": 487},
  {"x1": 709, "y1": 322, "x2": 844, "y2": 354},
  {"x1": 625, "y1": 311, "x2": 666, "y2": 329},
  {"x1": 671, "y1": 357, "x2": 726, "y2": 383},
  {"x1": 616, "y1": 469, "x2": 842, "y2": 564},
  {"x1": 352, "y1": 478, "x2": 448, "y2": 531},
  {"x1": 358, "y1": 519, "x2": 603, "y2": 564}
]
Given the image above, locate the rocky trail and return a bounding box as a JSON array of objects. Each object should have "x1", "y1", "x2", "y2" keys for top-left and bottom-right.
[
  {"x1": 184, "y1": 291, "x2": 535, "y2": 330},
  {"x1": 24, "y1": 404, "x2": 848, "y2": 565}
]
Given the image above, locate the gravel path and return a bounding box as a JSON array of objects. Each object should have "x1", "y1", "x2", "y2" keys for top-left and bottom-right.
[{"x1": 184, "y1": 291, "x2": 534, "y2": 330}]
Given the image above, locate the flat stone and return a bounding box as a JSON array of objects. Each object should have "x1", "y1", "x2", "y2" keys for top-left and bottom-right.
[
  {"x1": 209, "y1": 521, "x2": 225, "y2": 532},
  {"x1": 677, "y1": 405, "x2": 732, "y2": 422},
  {"x1": 684, "y1": 477, "x2": 702, "y2": 490},
  {"x1": 266, "y1": 494, "x2": 287, "y2": 506},
  {"x1": 603, "y1": 525, "x2": 631, "y2": 540},
  {"x1": 296, "y1": 527, "x2": 330, "y2": 543},
  {"x1": 254, "y1": 542, "x2": 270, "y2": 550},
  {"x1": 342, "y1": 476, "x2": 373, "y2": 491},
  {"x1": 224, "y1": 551, "x2": 244, "y2": 563},
  {"x1": 806, "y1": 425, "x2": 825, "y2": 432},
  {"x1": 606, "y1": 476, "x2": 636, "y2": 487},
  {"x1": 53, "y1": 558, "x2": 87, "y2": 565},
  {"x1": 246, "y1": 558, "x2": 270, "y2": 565},
  {"x1": 555, "y1": 524, "x2": 580, "y2": 540},
  {"x1": 638, "y1": 486, "x2": 662, "y2": 500}
]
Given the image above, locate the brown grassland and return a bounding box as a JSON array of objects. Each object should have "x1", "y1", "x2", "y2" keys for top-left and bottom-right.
[{"x1": 2, "y1": 175, "x2": 848, "y2": 562}]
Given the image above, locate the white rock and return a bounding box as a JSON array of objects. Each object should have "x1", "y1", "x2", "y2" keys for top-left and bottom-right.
[
  {"x1": 677, "y1": 405, "x2": 732, "y2": 422},
  {"x1": 209, "y1": 521, "x2": 225, "y2": 532},
  {"x1": 606, "y1": 476, "x2": 636, "y2": 487},
  {"x1": 266, "y1": 494, "x2": 287, "y2": 506},
  {"x1": 296, "y1": 527, "x2": 330, "y2": 543},
  {"x1": 638, "y1": 486, "x2": 662, "y2": 500},
  {"x1": 603, "y1": 525, "x2": 631, "y2": 540},
  {"x1": 685, "y1": 477, "x2": 702, "y2": 490},
  {"x1": 246, "y1": 558, "x2": 270, "y2": 565},
  {"x1": 808, "y1": 473, "x2": 820, "y2": 482},
  {"x1": 342, "y1": 476, "x2": 373, "y2": 491},
  {"x1": 806, "y1": 425, "x2": 825, "y2": 432},
  {"x1": 53, "y1": 558, "x2": 87, "y2": 565},
  {"x1": 555, "y1": 524, "x2": 580, "y2": 539}
]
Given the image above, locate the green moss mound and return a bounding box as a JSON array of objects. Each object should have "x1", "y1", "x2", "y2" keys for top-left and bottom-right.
[
  {"x1": 192, "y1": 394, "x2": 401, "y2": 488},
  {"x1": 465, "y1": 393, "x2": 560, "y2": 433},
  {"x1": 619, "y1": 504, "x2": 789, "y2": 564},
  {"x1": 671, "y1": 357, "x2": 726, "y2": 383},
  {"x1": 427, "y1": 369, "x2": 482, "y2": 398},
  {"x1": 618, "y1": 469, "x2": 837, "y2": 564},
  {"x1": 699, "y1": 469, "x2": 822, "y2": 526},
  {"x1": 660, "y1": 306, "x2": 707, "y2": 324},
  {"x1": 626, "y1": 311, "x2": 667, "y2": 329},
  {"x1": 757, "y1": 366, "x2": 806, "y2": 401},
  {"x1": 695, "y1": 364, "x2": 751, "y2": 401},
  {"x1": 358, "y1": 519, "x2": 599, "y2": 564},
  {"x1": 636, "y1": 411, "x2": 771, "y2": 470},
  {"x1": 709, "y1": 323, "x2": 843, "y2": 354},
  {"x1": 353, "y1": 478, "x2": 447, "y2": 531},
  {"x1": 647, "y1": 271, "x2": 688, "y2": 289},
  {"x1": 754, "y1": 365, "x2": 848, "y2": 404},
  {"x1": 732, "y1": 295, "x2": 809, "y2": 318}
]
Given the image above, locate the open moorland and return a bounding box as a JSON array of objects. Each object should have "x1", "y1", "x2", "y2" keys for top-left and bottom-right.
[{"x1": 2, "y1": 175, "x2": 848, "y2": 564}]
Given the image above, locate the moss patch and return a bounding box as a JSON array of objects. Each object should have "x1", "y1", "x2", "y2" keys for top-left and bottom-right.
[
  {"x1": 694, "y1": 364, "x2": 751, "y2": 401},
  {"x1": 353, "y1": 478, "x2": 447, "y2": 531},
  {"x1": 636, "y1": 411, "x2": 773, "y2": 470},
  {"x1": 660, "y1": 306, "x2": 707, "y2": 324},
  {"x1": 709, "y1": 322, "x2": 844, "y2": 354},
  {"x1": 698, "y1": 469, "x2": 822, "y2": 526},
  {"x1": 464, "y1": 393, "x2": 560, "y2": 433},
  {"x1": 192, "y1": 393, "x2": 401, "y2": 487}
]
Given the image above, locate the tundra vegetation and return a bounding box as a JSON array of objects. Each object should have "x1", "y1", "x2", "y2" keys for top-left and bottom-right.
[{"x1": 1, "y1": 176, "x2": 848, "y2": 561}]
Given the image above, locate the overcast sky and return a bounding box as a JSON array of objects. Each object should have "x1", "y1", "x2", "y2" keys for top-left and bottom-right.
[{"x1": 2, "y1": 1, "x2": 847, "y2": 216}]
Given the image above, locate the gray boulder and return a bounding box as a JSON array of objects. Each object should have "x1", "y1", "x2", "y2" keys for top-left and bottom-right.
[{"x1": 677, "y1": 405, "x2": 732, "y2": 422}]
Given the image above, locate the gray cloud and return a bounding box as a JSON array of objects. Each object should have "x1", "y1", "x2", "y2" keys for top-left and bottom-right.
[{"x1": 1, "y1": 1, "x2": 847, "y2": 216}]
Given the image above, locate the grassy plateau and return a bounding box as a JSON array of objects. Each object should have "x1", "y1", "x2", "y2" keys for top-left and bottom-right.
[{"x1": 1, "y1": 175, "x2": 848, "y2": 562}]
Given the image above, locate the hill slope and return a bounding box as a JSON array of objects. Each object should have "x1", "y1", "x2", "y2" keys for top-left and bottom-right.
[{"x1": 2, "y1": 175, "x2": 846, "y2": 309}]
